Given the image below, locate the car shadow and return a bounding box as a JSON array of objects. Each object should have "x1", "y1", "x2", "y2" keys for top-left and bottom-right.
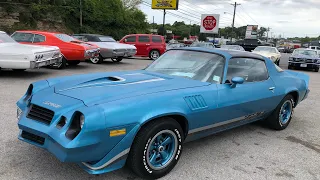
[{"x1": 0, "y1": 69, "x2": 51, "y2": 78}]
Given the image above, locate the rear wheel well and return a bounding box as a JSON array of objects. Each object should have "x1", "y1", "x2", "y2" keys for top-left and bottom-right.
[
  {"x1": 288, "y1": 91, "x2": 299, "y2": 107},
  {"x1": 141, "y1": 115, "x2": 189, "y2": 138}
]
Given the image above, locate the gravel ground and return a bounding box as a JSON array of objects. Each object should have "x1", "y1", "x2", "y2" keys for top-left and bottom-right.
[{"x1": 0, "y1": 54, "x2": 319, "y2": 180}]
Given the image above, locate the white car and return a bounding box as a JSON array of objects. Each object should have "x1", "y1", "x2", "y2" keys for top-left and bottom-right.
[
  {"x1": 72, "y1": 34, "x2": 137, "y2": 63},
  {"x1": 252, "y1": 46, "x2": 281, "y2": 65},
  {"x1": 0, "y1": 31, "x2": 62, "y2": 71}
]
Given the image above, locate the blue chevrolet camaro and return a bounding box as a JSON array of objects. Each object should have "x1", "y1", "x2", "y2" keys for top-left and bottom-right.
[{"x1": 17, "y1": 48, "x2": 309, "y2": 179}]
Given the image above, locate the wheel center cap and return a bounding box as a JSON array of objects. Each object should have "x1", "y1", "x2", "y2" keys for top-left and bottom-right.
[{"x1": 158, "y1": 146, "x2": 164, "y2": 152}]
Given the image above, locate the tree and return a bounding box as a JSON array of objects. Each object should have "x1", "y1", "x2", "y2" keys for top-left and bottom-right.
[
  {"x1": 121, "y1": 0, "x2": 142, "y2": 9},
  {"x1": 157, "y1": 26, "x2": 166, "y2": 36}
]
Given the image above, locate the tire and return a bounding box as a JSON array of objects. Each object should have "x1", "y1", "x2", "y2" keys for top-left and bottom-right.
[
  {"x1": 111, "y1": 57, "x2": 123, "y2": 62},
  {"x1": 90, "y1": 55, "x2": 103, "y2": 64},
  {"x1": 127, "y1": 118, "x2": 184, "y2": 179},
  {"x1": 68, "y1": 60, "x2": 80, "y2": 66},
  {"x1": 266, "y1": 94, "x2": 294, "y2": 130},
  {"x1": 12, "y1": 69, "x2": 26, "y2": 72},
  {"x1": 288, "y1": 66, "x2": 291, "y2": 69},
  {"x1": 276, "y1": 59, "x2": 280, "y2": 65},
  {"x1": 149, "y1": 50, "x2": 160, "y2": 60},
  {"x1": 314, "y1": 68, "x2": 319, "y2": 72}
]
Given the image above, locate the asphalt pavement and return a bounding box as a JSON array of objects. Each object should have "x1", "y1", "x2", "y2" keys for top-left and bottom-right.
[{"x1": 0, "y1": 54, "x2": 319, "y2": 180}]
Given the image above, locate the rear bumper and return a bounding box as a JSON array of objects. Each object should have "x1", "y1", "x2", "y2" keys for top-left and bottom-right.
[
  {"x1": 31, "y1": 56, "x2": 62, "y2": 68},
  {"x1": 288, "y1": 61, "x2": 320, "y2": 69}
]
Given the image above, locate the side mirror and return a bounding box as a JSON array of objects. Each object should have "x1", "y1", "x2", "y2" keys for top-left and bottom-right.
[
  {"x1": 230, "y1": 77, "x2": 244, "y2": 88},
  {"x1": 124, "y1": 39, "x2": 127, "y2": 43}
]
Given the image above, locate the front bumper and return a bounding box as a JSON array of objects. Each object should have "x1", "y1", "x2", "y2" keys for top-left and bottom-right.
[
  {"x1": 100, "y1": 49, "x2": 136, "y2": 58},
  {"x1": 288, "y1": 61, "x2": 320, "y2": 69},
  {"x1": 30, "y1": 56, "x2": 62, "y2": 68}
]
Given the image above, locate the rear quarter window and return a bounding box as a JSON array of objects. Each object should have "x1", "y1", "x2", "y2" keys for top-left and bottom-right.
[
  {"x1": 152, "y1": 36, "x2": 162, "y2": 43},
  {"x1": 33, "y1": 34, "x2": 46, "y2": 43}
]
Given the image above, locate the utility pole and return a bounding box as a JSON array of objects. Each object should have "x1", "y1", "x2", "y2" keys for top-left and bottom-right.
[
  {"x1": 153, "y1": 16, "x2": 155, "y2": 34},
  {"x1": 189, "y1": 21, "x2": 191, "y2": 38},
  {"x1": 266, "y1": 27, "x2": 271, "y2": 42},
  {"x1": 80, "y1": 0, "x2": 83, "y2": 28},
  {"x1": 162, "y1": 9, "x2": 166, "y2": 36},
  {"x1": 230, "y1": 2, "x2": 240, "y2": 42}
]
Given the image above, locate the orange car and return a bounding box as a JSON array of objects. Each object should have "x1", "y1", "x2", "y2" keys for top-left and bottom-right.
[{"x1": 11, "y1": 31, "x2": 100, "y2": 69}]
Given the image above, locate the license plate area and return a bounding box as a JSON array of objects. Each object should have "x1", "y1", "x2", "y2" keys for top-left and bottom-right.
[{"x1": 300, "y1": 64, "x2": 307, "y2": 67}]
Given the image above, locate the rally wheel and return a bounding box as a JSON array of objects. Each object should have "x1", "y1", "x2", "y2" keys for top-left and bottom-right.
[
  {"x1": 90, "y1": 55, "x2": 103, "y2": 64},
  {"x1": 266, "y1": 94, "x2": 294, "y2": 130},
  {"x1": 127, "y1": 118, "x2": 184, "y2": 179}
]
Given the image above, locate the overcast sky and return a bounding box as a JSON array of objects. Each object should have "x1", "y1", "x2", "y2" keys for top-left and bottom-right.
[{"x1": 139, "y1": 0, "x2": 320, "y2": 38}]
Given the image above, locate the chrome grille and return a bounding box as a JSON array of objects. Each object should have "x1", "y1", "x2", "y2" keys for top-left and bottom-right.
[{"x1": 27, "y1": 104, "x2": 54, "y2": 125}]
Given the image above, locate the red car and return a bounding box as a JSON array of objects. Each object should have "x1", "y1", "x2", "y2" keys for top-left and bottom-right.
[
  {"x1": 119, "y1": 34, "x2": 166, "y2": 60},
  {"x1": 11, "y1": 31, "x2": 100, "y2": 69}
]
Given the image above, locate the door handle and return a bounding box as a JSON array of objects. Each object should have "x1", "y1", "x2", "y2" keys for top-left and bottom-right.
[{"x1": 269, "y1": 87, "x2": 275, "y2": 90}]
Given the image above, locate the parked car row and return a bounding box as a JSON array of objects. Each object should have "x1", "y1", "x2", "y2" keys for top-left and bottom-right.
[{"x1": 0, "y1": 31, "x2": 168, "y2": 71}]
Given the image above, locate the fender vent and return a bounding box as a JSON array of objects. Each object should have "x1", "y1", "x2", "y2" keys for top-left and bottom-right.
[{"x1": 184, "y1": 95, "x2": 208, "y2": 110}]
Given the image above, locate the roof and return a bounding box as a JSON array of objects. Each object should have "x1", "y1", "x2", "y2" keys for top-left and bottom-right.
[
  {"x1": 15, "y1": 30, "x2": 62, "y2": 35},
  {"x1": 171, "y1": 47, "x2": 265, "y2": 60},
  {"x1": 126, "y1": 34, "x2": 163, "y2": 36},
  {"x1": 73, "y1": 34, "x2": 111, "y2": 37}
]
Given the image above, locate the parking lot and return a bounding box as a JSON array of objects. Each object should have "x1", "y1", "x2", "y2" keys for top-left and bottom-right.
[{"x1": 0, "y1": 54, "x2": 319, "y2": 180}]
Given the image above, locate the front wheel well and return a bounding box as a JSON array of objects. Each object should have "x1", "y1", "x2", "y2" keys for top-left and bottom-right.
[
  {"x1": 140, "y1": 115, "x2": 189, "y2": 138},
  {"x1": 288, "y1": 91, "x2": 299, "y2": 107}
]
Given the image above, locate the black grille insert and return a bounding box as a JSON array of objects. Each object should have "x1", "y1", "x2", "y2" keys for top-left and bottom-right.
[
  {"x1": 27, "y1": 104, "x2": 54, "y2": 125},
  {"x1": 21, "y1": 131, "x2": 45, "y2": 145}
]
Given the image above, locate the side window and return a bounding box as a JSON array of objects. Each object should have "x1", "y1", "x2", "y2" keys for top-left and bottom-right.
[
  {"x1": 11, "y1": 32, "x2": 34, "y2": 43},
  {"x1": 138, "y1": 36, "x2": 150, "y2": 43},
  {"x1": 226, "y1": 58, "x2": 269, "y2": 83},
  {"x1": 33, "y1": 34, "x2": 45, "y2": 43},
  {"x1": 152, "y1": 36, "x2": 162, "y2": 43},
  {"x1": 125, "y1": 36, "x2": 136, "y2": 42},
  {"x1": 311, "y1": 47, "x2": 315, "y2": 49}
]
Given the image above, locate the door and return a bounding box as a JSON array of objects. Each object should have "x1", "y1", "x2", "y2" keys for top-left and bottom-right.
[
  {"x1": 136, "y1": 35, "x2": 151, "y2": 56},
  {"x1": 215, "y1": 57, "x2": 278, "y2": 124}
]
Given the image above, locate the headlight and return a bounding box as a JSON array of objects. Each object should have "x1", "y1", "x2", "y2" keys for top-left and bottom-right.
[
  {"x1": 17, "y1": 106, "x2": 22, "y2": 119},
  {"x1": 80, "y1": 114, "x2": 85, "y2": 129},
  {"x1": 65, "y1": 112, "x2": 85, "y2": 140},
  {"x1": 317, "y1": 60, "x2": 320, "y2": 63},
  {"x1": 289, "y1": 57, "x2": 293, "y2": 60}
]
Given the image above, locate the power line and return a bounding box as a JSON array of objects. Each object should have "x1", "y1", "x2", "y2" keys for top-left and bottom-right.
[
  {"x1": 230, "y1": 2, "x2": 240, "y2": 41},
  {"x1": 238, "y1": 5, "x2": 261, "y2": 26}
]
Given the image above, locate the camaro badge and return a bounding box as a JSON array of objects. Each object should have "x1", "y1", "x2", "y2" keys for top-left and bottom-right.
[
  {"x1": 110, "y1": 129, "x2": 126, "y2": 137},
  {"x1": 43, "y1": 101, "x2": 62, "y2": 108}
]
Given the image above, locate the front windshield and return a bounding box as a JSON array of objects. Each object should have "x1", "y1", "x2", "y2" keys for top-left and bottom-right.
[
  {"x1": 190, "y1": 43, "x2": 206, "y2": 47},
  {"x1": 55, "y1": 34, "x2": 77, "y2": 42},
  {"x1": 254, "y1": 47, "x2": 276, "y2": 53},
  {"x1": 99, "y1": 36, "x2": 116, "y2": 42},
  {"x1": 293, "y1": 49, "x2": 317, "y2": 56},
  {"x1": 145, "y1": 50, "x2": 225, "y2": 83},
  {"x1": 0, "y1": 33, "x2": 16, "y2": 43}
]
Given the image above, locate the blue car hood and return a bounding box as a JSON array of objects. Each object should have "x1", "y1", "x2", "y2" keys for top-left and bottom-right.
[{"x1": 51, "y1": 71, "x2": 209, "y2": 106}]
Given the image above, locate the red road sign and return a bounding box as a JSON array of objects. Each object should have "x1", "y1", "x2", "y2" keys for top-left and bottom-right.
[{"x1": 202, "y1": 16, "x2": 217, "y2": 31}]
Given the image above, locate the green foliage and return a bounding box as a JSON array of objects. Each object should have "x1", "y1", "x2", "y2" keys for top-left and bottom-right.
[{"x1": 0, "y1": 0, "x2": 148, "y2": 39}]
